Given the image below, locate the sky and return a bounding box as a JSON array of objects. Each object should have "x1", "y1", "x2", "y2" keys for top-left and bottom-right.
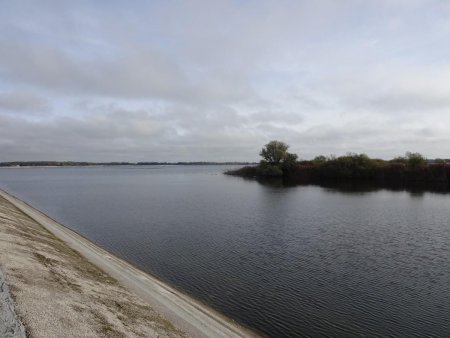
[{"x1": 0, "y1": 0, "x2": 449, "y2": 162}]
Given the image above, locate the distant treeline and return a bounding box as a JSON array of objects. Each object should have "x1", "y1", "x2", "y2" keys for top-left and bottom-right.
[
  {"x1": 226, "y1": 153, "x2": 450, "y2": 185},
  {"x1": 136, "y1": 161, "x2": 256, "y2": 166},
  {"x1": 0, "y1": 161, "x2": 256, "y2": 167},
  {"x1": 0, "y1": 161, "x2": 129, "y2": 167}
]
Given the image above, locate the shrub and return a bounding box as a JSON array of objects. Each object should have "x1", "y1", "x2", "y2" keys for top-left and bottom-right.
[{"x1": 257, "y1": 163, "x2": 283, "y2": 177}]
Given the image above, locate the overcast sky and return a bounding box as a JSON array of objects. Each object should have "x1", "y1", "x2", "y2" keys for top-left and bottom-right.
[{"x1": 0, "y1": 0, "x2": 449, "y2": 162}]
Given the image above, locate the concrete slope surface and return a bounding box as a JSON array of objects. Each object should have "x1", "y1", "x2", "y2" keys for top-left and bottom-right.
[
  {"x1": 0, "y1": 189, "x2": 257, "y2": 338},
  {"x1": 0, "y1": 269, "x2": 26, "y2": 338}
]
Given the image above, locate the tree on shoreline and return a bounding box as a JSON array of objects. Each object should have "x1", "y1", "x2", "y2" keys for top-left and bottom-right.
[
  {"x1": 258, "y1": 141, "x2": 298, "y2": 176},
  {"x1": 260, "y1": 141, "x2": 288, "y2": 164}
]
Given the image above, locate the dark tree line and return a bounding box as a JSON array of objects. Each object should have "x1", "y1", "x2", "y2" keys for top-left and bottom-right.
[{"x1": 226, "y1": 140, "x2": 450, "y2": 186}]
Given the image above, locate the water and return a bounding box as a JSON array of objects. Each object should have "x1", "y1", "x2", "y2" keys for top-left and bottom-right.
[{"x1": 1, "y1": 165, "x2": 450, "y2": 337}]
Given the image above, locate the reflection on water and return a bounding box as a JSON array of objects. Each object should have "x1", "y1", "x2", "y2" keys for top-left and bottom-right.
[
  {"x1": 246, "y1": 175, "x2": 450, "y2": 196},
  {"x1": 315, "y1": 180, "x2": 450, "y2": 194},
  {"x1": 1, "y1": 166, "x2": 450, "y2": 337}
]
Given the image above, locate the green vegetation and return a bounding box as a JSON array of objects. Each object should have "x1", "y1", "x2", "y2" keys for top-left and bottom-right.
[
  {"x1": 257, "y1": 141, "x2": 298, "y2": 177},
  {"x1": 391, "y1": 152, "x2": 427, "y2": 168},
  {"x1": 225, "y1": 141, "x2": 450, "y2": 187}
]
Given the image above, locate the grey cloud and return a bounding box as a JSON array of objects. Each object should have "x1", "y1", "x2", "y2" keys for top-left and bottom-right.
[
  {"x1": 0, "y1": 111, "x2": 163, "y2": 161},
  {"x1": 0, "y1": 92, "x2": 50, "y2": 113},
  {"x1": 1, "y1": 0, "x2": 450, "y2": 161},
  {"x1": 309, "y1": 66, "x2": 450, "y2": 117},
  {"x1": 0, "y1": 41, "x2": 188, "y2": 100},
  {"x1": 247, "y1": 111, "x2": 304, "y2": 125},
  {"x1": 0, "y1": 38, "x2": 253, "y2": 104},
  {"x1": 296, "y1": 119, "x2": 450, "y2": 160},
  {"x1": 0, "y1": 101, "x2": 449, "y2": 162},
  {"x1": 0, "y1": 104, "x2": 268, "y2": 162},
  {"x1": 365, "y1": 93, "x2": 450, "y2": 112}
]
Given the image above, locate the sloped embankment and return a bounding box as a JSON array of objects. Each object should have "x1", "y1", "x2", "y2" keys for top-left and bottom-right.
[
  {"x1": 0, "y1": 269, "x2": 26, "y2": 338},
  {"x1": 0, "y1": 194, "x2": 186, "y2": 338}
]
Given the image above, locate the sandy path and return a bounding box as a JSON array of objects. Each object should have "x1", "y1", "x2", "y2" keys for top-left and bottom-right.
[{"x1": 0, "y1": 189, "x2": 257, "y2": 338}]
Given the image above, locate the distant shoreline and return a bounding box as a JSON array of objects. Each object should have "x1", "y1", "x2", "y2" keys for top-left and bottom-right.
[{"x1": 0, "y1": 162, "x2": 256, "y2": 168}]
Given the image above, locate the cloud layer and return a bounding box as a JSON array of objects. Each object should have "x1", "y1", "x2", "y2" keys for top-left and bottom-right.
[{"x1": 0, "y1": 0, "x2": 449, "y2": 161}]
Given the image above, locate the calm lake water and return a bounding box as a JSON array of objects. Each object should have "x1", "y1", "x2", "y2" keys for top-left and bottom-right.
[{"x1": 1, "y1": 165, "x2": 450, "y2": 337}]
